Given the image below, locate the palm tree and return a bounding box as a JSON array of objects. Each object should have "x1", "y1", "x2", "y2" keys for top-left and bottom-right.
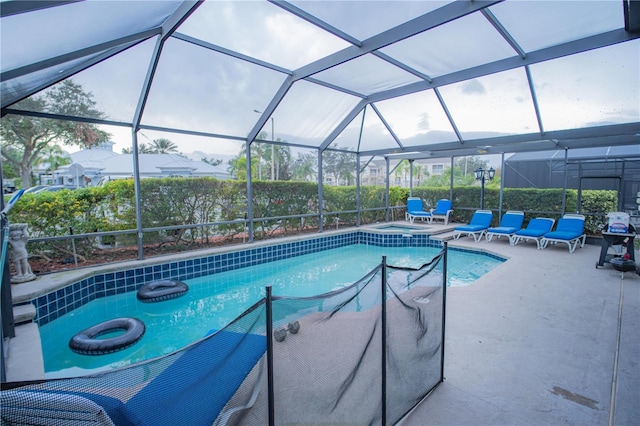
[
  {"x1": 122, "y1": 143, "x2": 153, "y2": 154},
  {"x1": 35, "y1": 144, "x2": 71, "y2": 179},
  {"x1": 413, "y1": 163, "x2": 427, "y2": 186},
  {"x1": 149, "y1": 138, "x2": 179, "y2": 154},
  {"x1": 393, "y1": 160, "x2": 410, "y2": 187},
  {"x1": 227, "y1": 156, "x2": 257, "y2": 180},
  {"x1": 228, "y1": 140, "x2": 266, "y2": 180},
  {"x1": 202, "y1": 157, "x2": 223, "y2": 166}
]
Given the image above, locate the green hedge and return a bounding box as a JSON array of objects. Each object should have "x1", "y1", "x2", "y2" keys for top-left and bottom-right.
[{"x1": 8, "y1": 180, "x2": 617, "y2": 246}]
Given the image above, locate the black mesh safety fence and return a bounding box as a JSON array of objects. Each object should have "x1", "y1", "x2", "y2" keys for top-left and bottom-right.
[
  {"x1": 0, "y1": 302, "x2": 269, "y2": 426},
  {"x1": 213, "y1": 248, "x2": 446, "y2": 425},
  {"x1": 1, "y1": 248, "x2": 446, "y2": 426},
  {"x1": 384, "y1": 254, "x2": 446, "y2": 423}
]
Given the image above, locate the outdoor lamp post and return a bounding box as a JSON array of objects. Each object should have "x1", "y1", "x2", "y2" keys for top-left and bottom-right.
[
  {"x1": 474, "y1": 167, "x2": 495, "y2": 210},
  {"x1": 253, "y1": 110, "x2": 275, "y2": 180}
]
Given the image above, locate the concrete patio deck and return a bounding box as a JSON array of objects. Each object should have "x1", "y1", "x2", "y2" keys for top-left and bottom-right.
[
  {"x1": 401, "y1": 234, "x2": 639, "y2": 425},
  {"x1": 3, "y1": 223, "x2": 639, "y2": 425}
]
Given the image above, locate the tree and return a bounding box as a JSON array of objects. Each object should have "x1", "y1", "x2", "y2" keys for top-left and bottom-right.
[
  {"x1": 253, "y1": 132, "x2": 268, "y2": 180},
  {"x1": 456, "y1": 156, "x2": 487, "y2": 178},
  {"x1": 393, "y1": 160, "x2": 410, "y2": 187},
  {"x1": 149, "y1": 138, "x2": 178, "y2": 154},
  {"x1": 412, "y1": 163, "x2": 427, "y2": 186},
  {"x1": 272, "y1": 144, "x2": 291, "y2": 180},
  {"x1": 228, "y1": 156, "x2": 246, "y2": 180},
  {"x1": 228, "y1": 134, "x2": 270, "y2": 180},
  {"x1": 420, "y1": 157, "x2": 493, "y2": 187},
  {"x1": 323, "y1": 148, "x2": 356, "y2": 186},
  {"x1": 423, "y1": 166, "x2": 453, "y2": 187},
  {"x1": 121, "y1": 143, "x2": 154, "y2": 154},
  {"x1": 0, "y1": 80, "x2": 110, "y2": 187},
  {"x1": 227, "y1": 141, "x2": 261, "y2": 180},
  {"x1": 291, "y1": 152, "x2": 317, "y2": 182},
  {"x1": 35, "y1": 144, "x2": 71, "y2": 175},
  {"x1": 202, "y1": 157, "x2": 223, "y2": 167}
]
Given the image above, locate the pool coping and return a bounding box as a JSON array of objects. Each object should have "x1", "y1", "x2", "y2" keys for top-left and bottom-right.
[
  {"x1": 10, "y1": 225, "x2": 486, "y2": 322},
  {"x1": 11, "y1": 223, "x2": 450, "y2": 301},
  {"x1": 11, "y1": 227, "x2": 359, "y2": 305},
  {"x1": 5, "y1": 222, "x2": 504, "y2": 382}
]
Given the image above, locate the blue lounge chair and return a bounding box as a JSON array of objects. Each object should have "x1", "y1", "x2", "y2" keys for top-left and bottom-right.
[
  {"x1": 510, "y1": 217, "x2": 555, "y2": 248},
  {"x1": 540, "y1": 214, "x2": 586, "y2": 253},
  {"x1": 486, "y1": 211, "x2": 525, "y2": 242},
  {"x1": 429, "y1": 199, "x2": 453, "y2": 225},
  {"x1": 453, "y1": 210, "x2": 493, "y2": 242},
  {"x1": 406, "y1": 197, "x2": 431, "y2": 223}
]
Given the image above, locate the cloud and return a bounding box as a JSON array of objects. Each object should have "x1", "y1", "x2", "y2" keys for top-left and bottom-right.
[
  {"x1": 417, "y1": 112, "x2": 430, "y2": 131},
  {"x1": 461, "y1": 79, "x2": 485, "y2": 95}
]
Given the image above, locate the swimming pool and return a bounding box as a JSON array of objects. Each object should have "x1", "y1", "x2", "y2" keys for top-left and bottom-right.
[{"x1": 40, "y1": 243, "x2": 503, "y2": 377}]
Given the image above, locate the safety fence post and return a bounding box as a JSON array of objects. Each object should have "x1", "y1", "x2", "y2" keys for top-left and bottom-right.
[
  {"x1": 266, "y1": 286, "x2": 275, "y2": 426},
  {"x1": 381, "y1": 256, "x2": 387, "y2": 426},
  {"x1": 441, "y1": 243, "x2": 448, "y2": 382}
]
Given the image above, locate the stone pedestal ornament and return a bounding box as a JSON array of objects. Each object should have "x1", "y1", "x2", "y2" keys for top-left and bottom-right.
[{"x1": 8, "y1": 223, "x2": 36, "y2": 283}]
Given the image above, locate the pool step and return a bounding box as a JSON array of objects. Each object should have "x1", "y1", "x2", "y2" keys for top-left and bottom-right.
[
  {"x1": 430, "y1": 232, "x2": 457, "y2": 242},
  {"x1": 5, "y1": 322, "x2": 45, "y2": 382},
  {"x1": 13, "y1": 303, "x2": 36, "y2": 325}
]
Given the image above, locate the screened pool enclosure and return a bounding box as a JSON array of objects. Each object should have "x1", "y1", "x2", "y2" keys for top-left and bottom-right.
[
  {"x1": 1, "y1": 1, "x2": 639, "y2": 423},
  {"x1": 1, "y1": 0, "x2": 638, "y2": 255}
]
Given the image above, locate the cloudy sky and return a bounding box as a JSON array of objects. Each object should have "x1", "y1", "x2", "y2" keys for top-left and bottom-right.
[{"x1": 4, "y1": 0, "x2": 637, "y2": 159}]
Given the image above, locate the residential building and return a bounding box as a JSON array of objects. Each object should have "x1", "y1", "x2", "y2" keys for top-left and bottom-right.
[{"x1": 50, "y1": 142, "x2": 232, "y2": 186}]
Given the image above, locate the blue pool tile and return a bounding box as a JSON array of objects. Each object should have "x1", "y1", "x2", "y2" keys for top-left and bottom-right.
[
  {"x1": 33, "y1": 228, "x2": 478, "y2": 326},
  {"x1": 37, "y1": 305, "x2": 48, "y2": 320}
]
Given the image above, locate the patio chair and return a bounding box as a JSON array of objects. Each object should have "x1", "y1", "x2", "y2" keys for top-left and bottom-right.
[
  {"x1": 0, "y1": 391, "x2": 116, "y2": 426},
  {"x1": 510, "y1": 217, "x2": 555, "y2": 248},
  {"x1": 429, "y1": 199, "x2": 453, "y2": 225},
  {"x1": 453, "y1": 210, "x2": 493, "y2": 242},
  {"x1": 540, "y1": 214, "x2": 586, "y2": 253},
  {"x1": 406, "y1": 197, "x2": 432, "y2": 223},
  {"x1": 486, "y1": 211, "x2": 525, "y2": 242}
]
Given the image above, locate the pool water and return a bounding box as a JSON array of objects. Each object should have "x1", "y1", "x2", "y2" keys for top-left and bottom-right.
[{"x1": 40, "y1": 244, "x2": 503, "y2": 377}]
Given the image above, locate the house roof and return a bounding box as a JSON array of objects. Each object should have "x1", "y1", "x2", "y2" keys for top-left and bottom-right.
[{"x1": 68, "y1": 149, "x2": 231, "y2": 179}]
